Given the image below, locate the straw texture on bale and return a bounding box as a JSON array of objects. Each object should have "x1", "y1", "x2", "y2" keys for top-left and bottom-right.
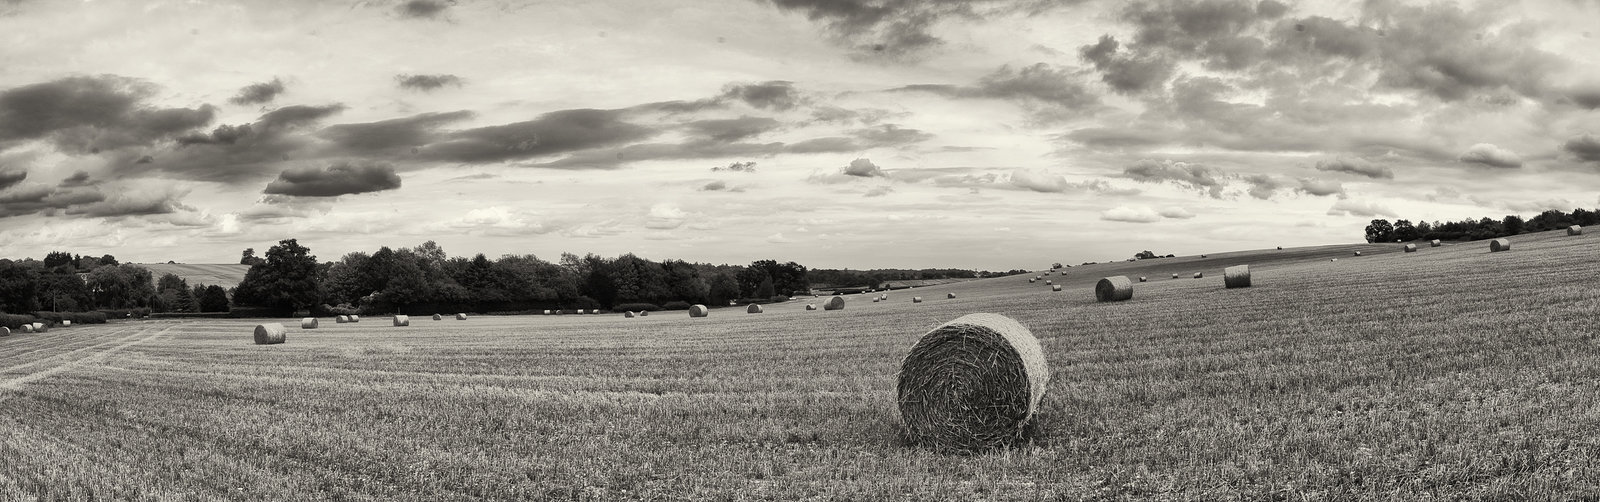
[
  {"x1": 1223, "y1": 265, "x2": 1251, "y2": 289},
  {"x1": 747, "y1": 304, "x2": 763, "y2": 314},
  {"x1": 350, "y1": 315, "x2": 360, "y2": 322},
  {"x1": 913, "y1": 297, "x2": 923, "y2": 303},
  {"x1": 1490, "y1": 238, "x2": 1510, "y2": 252},
  {"x1": 689, "y1": 304, "x2": 709, "y2": 317},
  {"x1": 253, "y1": 323, "x2": 286, "y2": 345},
  {"x1": 824, "y1": 296, "x2": 845, "y2": 310},
  {"x1": 336, "y1": 315, "x2": 350, "y2": 323},
  {"x1": 0, "y1": 326, "x2": 8, "y2": 336},
  {"x1": 21, "y1": 324, "x2": 34, "y2": 333},
  {"x1": 433, "y1": 314, "x2": 442, "y2": 320},
  {"x1": 300, "y1": 317, "x2": 318, "y2": 329},
  {"x1": 897, "y1": 313, "x2": 1049, "y2": 454},
  {"x1": 947, "y1": 293, "x2": 956, "y2": 299},
  {"x1": 1569, "y1": 225, "x2": 1582, "y2": 236},
  {"x1": 1404, "y1": 244, "x2": 1417, "y2": 253},
  {"x1": 456, "y1": 313, "x2": 468, "y2": 320},
  {"x1": 805, "y1": 304, "x2": 817, "y2": 310},
  {"x1": 1095, "y1": 276, "x2": 1134, "y2": 302},
  {"x1": 1431, "y1": 239, "x2": 1441, "y2": 247},
  {"x1": 393, "y1": 315, "x2": 410, "y2": 326},
  {"x1": 1050, "y1": 284, "x2": 1062, "y2": 292},
  {"x1": 1193, "y1": 272, "x2": 1203, "y2": 278}
]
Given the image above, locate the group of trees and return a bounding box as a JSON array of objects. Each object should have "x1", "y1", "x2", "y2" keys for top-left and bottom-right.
[
  {"x1": 153, "y1": 274, "x2": 230, "y2": 313},
  {"x1": 231, "y1": 239, "x2": 821, "y2": 315},
  {"x1": 0, "y1": 253, "x2": 158, "y2": 314},
  {"x1": 1365, "y1": 208, "x2": 1600, "y2": 243},
  {"x1": 806, "y1": 268, "x2": 989, "y2": 288}
]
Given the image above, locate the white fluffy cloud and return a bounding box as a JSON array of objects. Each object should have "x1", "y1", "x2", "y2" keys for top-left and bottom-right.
[{"x1": 1100, "y1": 205, "x2": 1162, "y2": 223}]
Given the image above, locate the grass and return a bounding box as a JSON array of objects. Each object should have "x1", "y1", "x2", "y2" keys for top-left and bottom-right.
[{"x1": 3, "y1": 230, "x2": 1600, "y2": 500}]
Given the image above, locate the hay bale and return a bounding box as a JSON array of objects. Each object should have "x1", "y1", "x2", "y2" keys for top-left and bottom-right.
[
  {"x1": 1044, "y1": 280, "x2": 1052, "y2": 285},
  {"x1": 33, "y1": 323, "x2": 46, "y2": 333},
  {"x1": 1490, "y1": 238, "x2": 1510, "y2": 252},
  {"x1": 1404, "y1": 244, "x2": 1417, "y2": 253},
  {"x1": 1277, "y1": 246, "x2": 1283, "y2": 250},
  {"x1": 253, "y1": 323, "x2": 286, "y2": 345},
  {"x1": 1172, "y1": 273, "x2": 1179, "y2": 279},
  {"x1": 689, "y1": 304, "x2": 709, "y2": 317},
  {"x1": 1193, "y1": 272, "x2": 1203, "y2": 279},
  {"x1": 456, "y1": 313, "x2": 468, "y2": 320},
  {"x1": 947, "y1": 293, "x2": 956, "y2": 299},
  {"x1": 1223, "y1": 265, "x2": 1250, "y2": 289},
  {"x1": 1568, "y1": 225, "x2": 1582, "y2": 236},
  {"x1": 1354, "y1": 251, "x2": 1362, "y2": 256},
  {"x1": 913, "y1": 297, "x2": 923, "y2": 303},
  {"x1": 350, "y1": 315, "x2": 360, "y2": 323},
  {"x1": 432, "y1": 314, "x2": 442, "y2": 320},
  {"x1": 1431, "y1": 239, "x2": 1441, "y2": 247},
  {"x1": 300, "y1": 317, "x2": 318, "y2": 329},
  {"x1": 0, "y1": 326, "x2": 8, "y2": 337},
  {"x1": 1139, "y1": 277, "x2": 1147, "y2": 282},
  {"x1": 336, "y1": 315, "x2": 350, "y2": 323},
  {"x1": 897, "y1": 313, "x2": 1049, "y2": 454},
  {"x1": 1050, "y1": 284, "x2": 1062, "y2": 292},
  {"x1": 543, "y1": 310, "x2": 553, "y2": 315},
  {"x1": 639, "y1": 310, "x2": 649, "y2": 317},
  {"x1": 873, "y1": 298, "x2": 880, "y2": 303},
  {"x1": 805, "y1": 304, "x2": 817, "y2": 311},
  {"x1": 824, "y1": 296, "x2": 846, "y2": 310},
  {"x1": 62, "y1": 320, "x2": 71, "y2": 327},
  {"x1": 624, "y1": 311, "x2": 636, "y2": 318},
  {"x1": 747, "y1": 304, "x2": 763, "y2": 314},
  {"x1": 1028, "y1": 278, "x2": 1036, "y2": 283},
  {"x1": 393, "y1": 315, "x2": 410, "y2": 326},
  {"x1": 1095, "y1": 276, "x2": 1134, "y2": 302},
  {"x1": 1200, "y1": 254, "x2": 1207, "y2": 258},
  {"x1": 1331, "y1": 258, "x2": 1338, "y2": 262},
  {"x1": 729, "y1": 300, "x2": 738, "y2": 306},
  {"x1": 21, "y1": 324, "x2": 34, "y2": 333}
]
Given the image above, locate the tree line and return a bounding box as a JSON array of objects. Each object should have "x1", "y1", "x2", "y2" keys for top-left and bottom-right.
[{"x1": 1364, "y1": 208, "x2": 1599, "y2": 243}]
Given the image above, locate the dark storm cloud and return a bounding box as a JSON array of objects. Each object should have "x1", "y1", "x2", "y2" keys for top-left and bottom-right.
[
  {"x1": 721, "y1": 81, "x2": 802, "y2": 111},
  {"x1": 0, "y1": 169, "x2": 25, "y2": 191},
  {"x1": 1565, "y1": 134, "x2": 1600, "y2": 162},
  {"x1": 65, "y1": 191, "x2": 190, "y2": 218},
  {"x1": 398, "y1": 0, "x2": 450, "y2": 18},
  {"x1": 396, "y1": 74, "x2": 463, "y2": 91},
  {"x1": 1123, "y1": 159, "x2": 1226, "y2": 198},
  {"x1": 1314, "y1": 157, "x2": 1394, "y2": 179},
  {"x1": 0, "y1": 75, "x2": 216, "y2": 153},
  {"x1": 258, "y1": 104, "x2": 348, "y2": 131},
  {"x1": 139, "y1": 104, "x2": 346, "y2": 183},
  {"x1": 263, "y1": 161, "x2": 402, "y2": 197},
  {"x1": 58, "y1": 171, "x2": 93, "y2": 187},
  {"x1": 892, "y1": 63, "x2": 1099, "y2": 122},
  {"x1": 684, "y1": 116, "x2": 782, "y2": 142},
  {"x1": 1568, "y1": 85, "x2": 1600, "y2": 109},
  {"x1": 0, "y1": 185, "x2": 105, "y2": 218},
  {"x1": 760, "y1": 0, "x2": 1093, "y2": 58},
  {"x1": 228, "y1": 78, "x2": 286, "y2": 105},
  {"x1": 1077, "y1": 35, "x2": 1175, "y2": 94},
  {"x1": 420, "y1": 108, "x2": 657, "y2": 163},
  {"x1": 318, "y1": 110, "x2": 474, "y2": 155}
]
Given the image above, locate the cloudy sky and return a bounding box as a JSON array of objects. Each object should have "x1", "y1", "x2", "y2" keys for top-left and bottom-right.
[{"x1": 0, "y1": 0, "x2": 1596, "y2": 270}]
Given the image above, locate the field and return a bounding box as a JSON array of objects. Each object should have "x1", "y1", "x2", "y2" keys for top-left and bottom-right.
[
  {"x1": 4, "y1": 230, "x2": 1600, "y2": 500},
  {"x1": 130, "y1": 263, "x2": 251, "y2": 290}
]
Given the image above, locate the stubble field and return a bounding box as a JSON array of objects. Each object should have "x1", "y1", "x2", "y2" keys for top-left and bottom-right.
[{"x1": 2, "y1": 229, "x2": 1599, "y2": 500}]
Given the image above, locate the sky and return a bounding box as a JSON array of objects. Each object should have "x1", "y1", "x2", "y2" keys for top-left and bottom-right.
[{"x1": 0, "y1": 0, "x2": 1597, "y2": 270}]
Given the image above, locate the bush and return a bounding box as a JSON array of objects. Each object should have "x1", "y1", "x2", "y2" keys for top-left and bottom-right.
[
  {"x1": 769, "y1": 296, "x2": 789, "y2": 303},
  {"x1": 34, "y1": 311, "x2": 108, "y2": 325},
  {"x1": 614, "y1": 302, "x2": 661, "y2": 313},
  {"x1": 315, "y1": 303, "x2": 360, "y2": 316},
  {"x1": 97, "y1": 307, "x2": 151, "y2": 320},
  {"x1": 660, "y1": 301, "x2": 692, "y2": 311},
  {"x1": 0, "y1": 313, "x2": 38, "y2": 330}
]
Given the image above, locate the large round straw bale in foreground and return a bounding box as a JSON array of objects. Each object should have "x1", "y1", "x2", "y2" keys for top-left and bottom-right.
[
  {"x1": 897, "y1": 313, "x2": 1049, "y2": 454},
  {"x1": 393, "y1": 315, "x2": 410, "y2": 326},
  {"x1": 301, "y1": 317, "x2": 318, "y2": 329},
  {"x1": 254, "y1": 323, "x2": 286, "y2": 345},
  {"x1": 824, "y1": 296, "x2": 845, "y2": 310},
  {"x1": 747, "y1": 304, "x2": 763, "y2": 314},
  {"x1": 456, "y1": 313, "x2": 468, "y2": 320},
  {"x1": 1095, "y1": 276, "x2": 1133, "y2": 302},
  {"x1": 1431, "y1": 239, "x2": 1441, "y2": 247},
  {"x1": 689, "y1": 304, "x2": 709, "y2": 317},
  {"x1": 1050, "y1": 284, "x2": 1062, "y2": 292},
  {"x1": 1490, "y1": 238, "x2": 1510, "y2": 252},
  {"x1": 1568, "y1": 225, "x2": 1582, "y2": 236},
  {"x1": 1223, "y1": 265, "x2": 1251, "y2": 289},
  {"x1": 336, "y1": 315, "x2": 350, "y2": 323},
  {"x1": 432, "y1": 314, "x2": 442, "y2": 321},
  {"x1": 1404, "y1": 244, "x2": 1417, "y2": 253}
]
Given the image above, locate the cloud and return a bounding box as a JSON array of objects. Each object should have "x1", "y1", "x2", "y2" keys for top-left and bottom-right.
[
  {"x1": 841, "y1": 158, "x2": 884, "y2": 177},
  {"x1": 700, "y1": 180, "x2": 728, "y2": 191},
  {"x1": 1296, "y1": 177, "x2": 1345, "y2": 197},
  {"x1": 0, "y1": 185, "x2": 105, "y2": 218},
  {"x1": 1077, "y1": 35, "x2": 1175, "y2": 94},
  {"x1": 1326, "y1": 199, "x2": 1395, "y2": 217},
  {"x1": 766, "y1": 232, "x2": 792, "y2": 243},
  {"x1": 893, "y1": 63, "x2": 1099, "y2": 122},
  {"x1": 1469, "y1": 196, "x2": 1574, "y2": 213},
  {"x1": 421, "y1": 108, "x2": 657, "y2": 163},
  {"x1": 58, "y1": 171, "x2": 94, "y2": 187},
  {"x1": 685, "y1": 116, "x2": 782, "y2": 142},
  {"x1": 1158, "y1": 206, "x2": 1194, "y2": 219},
  {"x1": 1565, "y1": 134, "x2": 1600, "y2": 162},
  {"x1": 396, "y1": 74, "x2": 463, "y2": 91},
  {"x1": 63, "y1": 187, "x2": 192, "y2": 218},
  {"x1": 863, "y1": 185, "x2": 893, "y2": 197},
  {"x1": 1123, "y1": 159, "x2": 1225, "y2": 198},
  {"x1": 0, "y1": 75, "x2": 216, "y2": 154},
  {"x1": 644, "y1": 203, "x2": 687, "y2": 229},
  {"x1": 262, "y1": 161, "x2": 402, "y2": 197},
  {"x1": 398, "y1": 0, "x2": 450, "y2": 19},
  {"x1": 318, "y1": 110, "x2": 474, "y2": 156},
  {"x1": 1243, "y1": 174, "x2": 1284, "y2": 200},
  {"x1": 228, "y1": 78, "x2": 286, "y2": 105},
  {"x1": 761, "y1": 0, "x2": 1031, "y2": 58},
  {"x1": 1457, "y1": 143, "x2": 1522, "y2": 168},
  {"x1": 1100, "y1": 205, "x2": 1162, "y2": 223},
  {"x1": 0, "y1": 169, "x2": 25, "y2": 191},
  {"x1": 1315, "y1": 157, "x2": 1394, "y2": 179},
  {"x1": 721, "y1": 81, "x2": 802, "y2": 111}
]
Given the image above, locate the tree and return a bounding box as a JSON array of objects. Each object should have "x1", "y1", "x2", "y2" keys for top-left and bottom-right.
[
  {"x1": 1364, "y1": 219, "x2": 1394, "y2": 243},
  {"x1": 708, "y1": 273, "x2": 740, "y2": 306},
  {"x1": 240, "y1": 248, "x2": 265, "y2": 266},
  {"x1": 0, "y1": 260, "x2": 41, "y2": 313},
  {"x1": 43, "y1": 251, "x2": 74, "y2": 271},
  {"x1": 232, "y1": 239, "x2": 321, "y2": 313},
  {"x1": 1502, "y1": 215, "x2": 1524, "y2": 236},
  {"x1": 199, "y1": 285, "x2": 230, "y2": 312},
  {"x1": 755, "y1": 275, "x2": 776, "y2": 299},
  {"x1": 1134, "y1": 250, "x2": 1158, "y2": 260},
  {"x1": 1393, "y1": 220, "x2": 1417, "y2": 242},
  {"x1": 87, "y1": 264, "x2": 153, "y2": 309}
]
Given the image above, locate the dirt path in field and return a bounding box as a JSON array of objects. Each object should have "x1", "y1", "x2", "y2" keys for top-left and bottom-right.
[{"x1": 0, "y1": 324, "x2": 176, "y2": 397}]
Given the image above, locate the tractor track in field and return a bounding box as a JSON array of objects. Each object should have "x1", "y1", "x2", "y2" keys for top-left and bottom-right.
[{"x1": 0, "y1": 324, "x2": 177, "y2": 397}]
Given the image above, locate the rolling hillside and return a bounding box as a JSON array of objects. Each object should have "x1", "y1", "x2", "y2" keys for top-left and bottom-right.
[{"x1": 130, "y1": 263, "x2": 251, "y2": 290}]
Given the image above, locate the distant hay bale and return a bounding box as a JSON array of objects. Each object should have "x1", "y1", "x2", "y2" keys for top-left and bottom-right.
[
  {"x1": 873, "y1": 298, "x2": 881, "y2": 303},
  {"x1": 1028, "y1": 278, "x2": 1036, "y2": 283},
  {"x1": 624, "y1": 311, "x2": 636, "y2": 318},
  {"x1": 729, "y1": 300, "x2": 738, "y2": 306},
  {"x1": 1223, "y1": 265, "x2": 1251, "y2": 289},
  {"x1": 62, "y1": 320, "x2": 71, "y2": 327},
  {"x1": 1331, "y1": 258, "x2": 1338, "y2": 262},
  {"x1": 33, "y1": 323, "x2": 46, "y2": 332},
  {"x1": 300, "y1": 317, "x2": 318, "y2": 329},
  {"x1": 1139, "y1": 277, "x2": 1147, "y2": 282},
  {"x1": 880, "y1": 294, "x2": 888, "y2": 301},
  {"x1": 1431, "y1": 239, "x2": 1441, "y2": 247},
  {"x1": 1171, "y1": 273, "x2": 1178, "y2": 279},
  {"x1": 1050, "y1": 284, "x2": 1062, "y2": 292},
  {"x1": 336, "y1": 315, "x2": 350, "y2": 323},
  {"x1": 393, "y1": 315, "x2": 410, "y2": 326},
  {"x1": 897, "y1": 313, "x2": 1049, "y2": 454},
  {"x1": 690, "y1": 304, "x2": 709, "y2": 317},
  {"x1": 947, "y1": 293, "x2": 956, "y2": 299},
  {"x1": 1404, "y1": 244, "x2": 1417, "y2": 253},
  {"x1": 1277, "y1": 246, "x2": 1283, "y2": 250},
  {"x1": 1059, "y1": 271, "x2": 1065, "y2": 276},
  {"x1": 1044, "y1": 280, "x2": 1052, "y2": 285},
  {"x1": 21, "y1": 324, "x2": 34, "y2": 333},
  {"x1": 639, "y1": 310, "x2": 649, "y2": 317},
  {"x1": 253, "y1": 323, "x2": 286, "y2": 345},
  {"x1": 1200, "y1": 254, "x2": 1207, "y2": 258},
  {"x1": 1094, "y1": 276, "x2": 1134, "y2": 302},
  {"x1": 913, "y1": 297, "x2": 923, "y2": 303},
  {"x1": 543, "y1": 310, "x2": 553, "y2": 315},
  {"x1": 824, "y1": 296, "x2": 846, "y2": 310},
  {"x1": 805, "y1": 304, "x2": 817, "y2": 310},
  {"x1": 1354, "y1": 251, "x2": 1362, "y2": 256},
  {"x1": 350, "y1": 315, "x2": 360, "y2": 323},
  {"x1": 433, "y1": 314, "x2": 442, "y2": 320},
  {"x1": 456, "y1": 313, "x2": 468, "y2": 320},
  {"x1": 0, "y1": 326, "x2": 8, "y2": 336},
  {"x1": 1193, "y1": 272, "x2": 1203, "y2": 279},
  {"x1": 747, "y1": 304, "x2": 763, "y2": 314},
  {"x1": 1490, "y1": 238, "x2": 1510, "y2": 252},
  {"x1": 1568, "y1": 225, "x2": 1582, "y2": 236}
]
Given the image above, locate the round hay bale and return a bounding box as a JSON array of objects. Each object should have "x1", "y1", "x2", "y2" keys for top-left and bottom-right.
[
  {"x1": 639, "y1": 310, "x2": 649, "y2": 317},
  {"x1": 689, "y1": 304, "x2": 709, "y2": 317},
  {"x1": 1331, "y1": 258, "x2": 1338, "y2": 262},
  {"x1": 823, "y1": 296, "x2": 845, "y2": 310},
  {"x1": 33, "y1": 323, "x2": 46, "y2": 333},
  {"x1": 253, "y1": 323, "x2": 286, "y2": 345},
  {"x1": 1223, "y1": 265, "x2": 1250, "y2": 289},
  {"x1": 873, "y1": 298, "x2": 881, "y2": 303},
  {"x1": 62, "y1": 320, "x2": 71, "y2": 327},
  {"x1": 1404, "y1": 244, "x2": 1417, "y2": 253},
  {"x1": 1568, "y1": 225, "x2": 1582, "y2": 236},
  {"x1": 1172, "y1": 273, "x2": 1179, "y2": 279},
  {"x1": 336, "y1": 315, "x2": 350, "y2": 323},
  {"x1": 1028, "y1": 278, "x2": 1036, "y2": 283},
  {"x1": 456, "y1": 313, "x2": 468, "y2": 320},
  {"x1": 432, "y1": 314, "x2": 442, "y2": 321},
  {"x1": 912, "y1": 297, "x2": 923, "y2": 303},
  {"x1": 747, "y1": 304, "x2": 763, "y2": 314},
  {"x1": 729, "y1": 300, "x2": 738, "y2": 306},
  {"x1": 624, "y1": 311, "x2": 636, "y2": 318},
  {"x1": 393, "y1": 315, "x2": 410, "y2": 326},
  {"x1": 1353, "y1": 251, "x2": 1362, "y2": 256},
  {"x1": 805, "y1": 304, "x2": 817, "y2": 311},
  {"x1": 543, "y1": 310, "x2": 553, "y2": 315},
  {"x1": 350, "y1": 315, "x2": 360, "y2": 323},
  {"x1": 300, "y1": 317, "x2": 318, "y2": 329},
  {"x1": 1193, "y1": 272, "x2": 1203, "y2": 279},
  {"x1": 1094, "y1": 276, "x2": 1133, "y2": 302},
  {"x1": 897, "y1": 313, "x2": 1049, "y2": 454},
  {"x1": 1430, "y1": 239, "x2": 1441, "y2": 247},
  {"x1": 1139, "y1": 277, "x2": 1147, "y2": 282},
  {"x1": 0, "y1": 326, "x2": 9, "y2": 337},
  {"x1": 1044, "y1": 280, "x2": 1052, "y2": 285},
  {"x1": 21, "y1": 324, "x2": 34, "y2": 333},
  {"x1": 947, "y1": 293, "x2": 956, "y2": 299},
  {"x1": 1490, "y1": 238, "x2": 1510, "y2": 252},
  {"x1": 1277, "y1": 246, "x2": 1283, "y2": 250},
  {"x1": 1050, "y1": 284, "x2": 1062, "y2": 292}
]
